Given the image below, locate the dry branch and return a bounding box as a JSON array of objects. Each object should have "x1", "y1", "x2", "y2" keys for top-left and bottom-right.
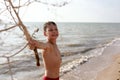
[
  {"x1": 0, "y1": 24, "x2": 18, "y2": 32},
  {"x1": 7, "y1": 0, "x2": 40, "y2": 66}
]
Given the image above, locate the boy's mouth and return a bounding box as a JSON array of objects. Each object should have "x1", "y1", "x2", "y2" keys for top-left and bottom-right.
[{"x1": 52, "y1": 34, "x2": 58, "y2": 37}]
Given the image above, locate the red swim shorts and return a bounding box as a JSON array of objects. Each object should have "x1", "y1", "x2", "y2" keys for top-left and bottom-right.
[{"x1": 43, "y1": 76, "x2": 59, "y2": 80}]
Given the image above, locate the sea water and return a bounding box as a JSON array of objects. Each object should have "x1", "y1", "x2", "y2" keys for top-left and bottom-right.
[
  {"x1": 29, "y1": 22, "x2": 120, "y2": 56},
  {"x1": 0, "y1": 22, "x2": 120, "y2": 80}
]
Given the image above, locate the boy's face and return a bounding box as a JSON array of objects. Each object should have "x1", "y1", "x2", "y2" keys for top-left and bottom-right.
[{"x1": 44, "y1": 24, "x2": 59, "y2": 40}]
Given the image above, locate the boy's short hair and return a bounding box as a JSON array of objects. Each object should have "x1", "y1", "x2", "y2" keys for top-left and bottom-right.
[{"x1": 43, "y1": 21, "x2": 57, "y2": 31}]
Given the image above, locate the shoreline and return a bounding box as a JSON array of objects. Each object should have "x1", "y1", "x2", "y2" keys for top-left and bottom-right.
[
  {"x1": 1, "y1": 39, "x2": 120, "y2": 80},
  {"x1": 61, "y1": 39, "x2": 120, "y2": 80}
]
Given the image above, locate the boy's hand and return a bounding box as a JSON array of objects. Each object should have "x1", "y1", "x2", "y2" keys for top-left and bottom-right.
[
  {"x1": 28, "y1": 39, "x2": 36, "y2": 50},
  {"x1": 28, "y1": 39, "x2": 40, "y2": 66}
]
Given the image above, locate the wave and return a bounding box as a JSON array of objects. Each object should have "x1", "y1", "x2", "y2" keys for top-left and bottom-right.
[
  {"x1": 60, "y1": 56, "x2": 90, "y2": 76},
  {"x1": 85, "y1": 37, "x2": 120, "y2": 57}
]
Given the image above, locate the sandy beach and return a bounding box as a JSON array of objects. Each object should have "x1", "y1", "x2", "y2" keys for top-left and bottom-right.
[
  {"x1": 61, "y1": 39, "x2": 120, "y2": 80},
  {"x1": 96, "y1": 54, "x2": 120, "y2": 80}
]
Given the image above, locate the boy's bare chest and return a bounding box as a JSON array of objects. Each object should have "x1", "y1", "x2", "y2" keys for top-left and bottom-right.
[
  {"x1": 42, "y1": 44, "x2": 61, "y2": 58},
  {"x1": 51, "y1": 46, "x2": 60, "y2": 56}
]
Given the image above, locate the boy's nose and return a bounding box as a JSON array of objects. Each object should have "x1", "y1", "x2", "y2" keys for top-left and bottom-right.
[{"x1": 53, "y1": 30, "x2": 57, "y2": 33}]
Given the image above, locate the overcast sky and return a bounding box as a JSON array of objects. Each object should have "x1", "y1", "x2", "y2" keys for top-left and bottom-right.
[{"x1": 1, "y1": 0, "x2": 120, "y2": 22}]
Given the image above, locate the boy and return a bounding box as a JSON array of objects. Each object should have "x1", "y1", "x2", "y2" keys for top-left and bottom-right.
[{"x1": 29, "y1": 21, "x2": 61, "y2": 80}]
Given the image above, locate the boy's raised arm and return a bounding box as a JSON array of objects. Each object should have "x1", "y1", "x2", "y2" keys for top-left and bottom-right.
[
  {"x1": 29, "y1": 39, "x2": 49, "y2": 50},
  {"x1": 36, "y1": 41, "x2": 49, "y2": 49}
]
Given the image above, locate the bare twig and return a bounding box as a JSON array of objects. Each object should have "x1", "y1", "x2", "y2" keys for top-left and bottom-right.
[
  {"x1": 9, "y1": 43, "x2": 28, "y2": 58},
  {"x1": 0, "y1": 43, "x2": 27, "y2": 58},
  {"x1": 0, "y1": 9, "x2": 7, "y2": 15},
  {"x1": 35, "y1": 0, "x2": 71, "y2": 7},
  {"x1": 0, "y1": 28, "x2": 39, "y2": 58},
  {"x1": 0, "y1": 24, "x2": 18, "y2": 32},
  {"x1": 4, "y1": 0, "x2": 17, "y2": 24},
  {"x1": 17, "y1": 0, "x2": 20, "y2": 14},
  {"x1": 7, "y1": 57, "x2": 14, "y2": 80}
]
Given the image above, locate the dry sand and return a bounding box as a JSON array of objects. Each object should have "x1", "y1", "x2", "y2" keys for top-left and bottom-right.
[{"x1": 96, "y1": 54, "x2": 120, "y2": 80}]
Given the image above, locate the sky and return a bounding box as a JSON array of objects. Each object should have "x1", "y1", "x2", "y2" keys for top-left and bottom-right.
[{"x1": 1, "y1": 0, "x2": 120, "y2": 22}]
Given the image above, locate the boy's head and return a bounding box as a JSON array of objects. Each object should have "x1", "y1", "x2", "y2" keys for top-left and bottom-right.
[
  {"x1": 43, "y1": 21, "x2": 59, "y2": 40},
  {"x1": 43, "y1": 21, "x2": 57, "y2": 32}
]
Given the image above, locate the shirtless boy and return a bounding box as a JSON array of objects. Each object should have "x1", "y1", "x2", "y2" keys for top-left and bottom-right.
[{"x1": 29, "y1": 21, "x2": 61, "y2": 80}]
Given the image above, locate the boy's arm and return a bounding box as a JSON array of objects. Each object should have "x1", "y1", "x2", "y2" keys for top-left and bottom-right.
[
  {"x1": 29, "y1": 39, "x2": 49, "y2": 50},
  {"x1": 36, "y1": 41, "x2": 49, "y2": 49}
]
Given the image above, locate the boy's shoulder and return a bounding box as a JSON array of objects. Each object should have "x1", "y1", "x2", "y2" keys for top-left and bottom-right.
[
  {"x1": 44, "y1": 42, "x2": 53, "y2": 49},
  {"x1": 46, "y1": 42, "x2": 53, "y2": 47},
  {"x1": 37, "y1": 40, "x2": 51, "y2": 50}
]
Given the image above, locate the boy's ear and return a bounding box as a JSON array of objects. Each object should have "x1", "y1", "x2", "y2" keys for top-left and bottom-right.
[{"x1": 44, "y1": 31, "x2": 47, "y2": 36}]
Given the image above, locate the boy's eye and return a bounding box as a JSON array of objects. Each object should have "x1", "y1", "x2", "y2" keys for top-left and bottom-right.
[
  {"x1": 55, "y1": 29, "x2": 58, "y2": 31},
  {"x1": 48, "y1": 28, "x2": 58, "y2": 31},
  {"x1": 48, "y1": 29, "x2": 53, "y2": 31}
]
